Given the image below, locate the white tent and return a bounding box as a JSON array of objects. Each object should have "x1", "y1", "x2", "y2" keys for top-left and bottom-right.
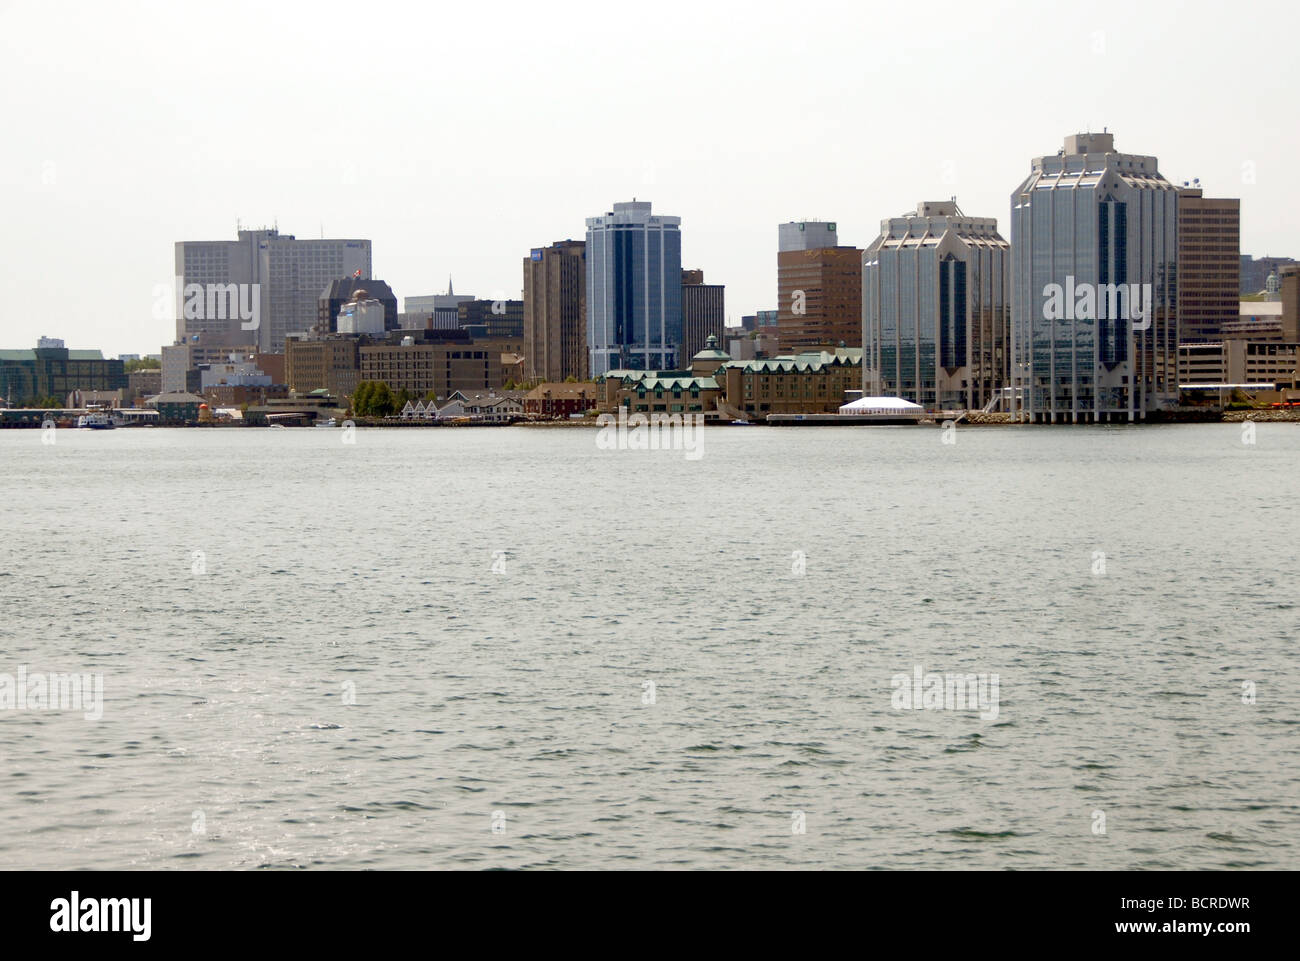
[{"x1": 839, "y1": 396, "x2": 925, "y2": 415}]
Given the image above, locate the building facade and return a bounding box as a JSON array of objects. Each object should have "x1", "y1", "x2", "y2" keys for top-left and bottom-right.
[
  {"x1": 586, "y1": 200, "x2": 682, "y2": 376},
  {"x1": 175, "y1": 228, "x2": 372, "y2": 352},
  {"x1": 524, "y1": 240, "x2": 587, "y2": 382},
  {"x1": 1177, "y1": 188, "x2": 1240, "y2": 343},
  {"x1": 717, "y1": 348, "x2": 862, "y2": 417},
  {"x1": 524, "y1": 382, "x2": 598, "y2": 417},
  {"x1": 779, "y1": 220, "x2": 839, "y2": 252},
  {"x1": 319, "y1": 277, "x2": 398, "y2": 334},
  {"x1": 777, "y1": 245, "x2": 863, "y2": 353},
  {"x1": 358, "y1": 336, "x2": 524, "y2": 401},
  {"x1": 1010, "y1": 132, "x2": 1180, "y2": 422},
  {"x1": 0, "y1": 343, "x2": 126, "y2": 406},
  {"x1": 680, "y1": 269, "x2": 726, "y2": 367},
  {"x1": 458, "y1": 299, "x2": 525, "y2": 340},
  {"x1": 862, "y1": 200, "x2": 1011, "y2": 410}
]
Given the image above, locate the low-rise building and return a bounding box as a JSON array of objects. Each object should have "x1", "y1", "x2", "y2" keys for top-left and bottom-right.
[
  {"x1": 1178, "y1": 340, "x2": 1299, "y2": 389},
  {"x1": 717, "y1": 347, "x2": 862, "y2": 417},
  {"x1": 524, "y1": 382, "x2": 598, "y2": 418},
  {"x1": 0, "y1": 342, "x2": 126, "y2": 406},
  {"x1": 445, "y1": 389, "x2": 527, "y2": 422},
  {"x1": 127, "y1": 368, "x2": 162, "y2": 404},
  {"x1": 147, "y1": 391, "x2": 206, "y2": 424}
]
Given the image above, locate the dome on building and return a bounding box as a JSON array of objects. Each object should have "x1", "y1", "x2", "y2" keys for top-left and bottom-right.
[{"x1": 692, "y1": 333, "x2": 730, "y2": 360}]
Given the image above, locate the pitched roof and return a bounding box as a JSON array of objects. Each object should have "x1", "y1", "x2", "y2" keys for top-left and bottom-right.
[
  {"x1": 634, "y1": 376, "x2": 719, "y2": 392},
  {"x1": 525, "y1": 382, "x2": 597, "y2": 400}
]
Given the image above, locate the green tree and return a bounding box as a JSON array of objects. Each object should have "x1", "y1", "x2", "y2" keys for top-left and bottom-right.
[
  {"x1": 123, "y1": 358, "x2": 162, "y2": 373},
  {"x1": 371, "y1": 382, "x2": 396, "y2": 417},
  {"x1": 353, "y1": 382, "x2": 374, "y2": 417}
]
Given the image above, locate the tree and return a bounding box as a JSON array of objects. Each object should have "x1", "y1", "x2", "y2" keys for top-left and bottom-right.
[
  {"x1": 123, "y1": 358, "x2": 162, "y2": 373},
  {"x1": 353, "y1": 382, "x2": 374, "y2": 417},
  {"x1": 371, "y1": 382, "x2": 396, "y2": 417}
]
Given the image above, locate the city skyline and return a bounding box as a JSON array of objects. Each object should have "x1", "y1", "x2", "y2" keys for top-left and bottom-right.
[{"x1": 2, "y1": 1, "x2": 1298, "y2": 357}]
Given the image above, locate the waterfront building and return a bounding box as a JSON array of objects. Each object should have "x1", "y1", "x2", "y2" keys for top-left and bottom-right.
[
  {"x1": 175, "y1": 228, "x2": 372, "y2": 352},
  {"x1": 1177, "y1": 340, "x2": 1298, "y2": 389},
  {"x1": 862, "y1": 200, "x2": 1011, "y2": 410},
  {"x1": 1177, "y1": 188, "x2": 1240, "y2": 343},
  {"x1": 523, "y1": 382, "x2": 599, "y2": 418},
  {"x1": 524, "y1": 240, "x2": 587, "y2": 382},
  {"x1": 0, "y1": 342, "x2": 127, "y2": 407},
  {"x1": 146, "y1": 391, "x2": 206, "y2": 424},
  {"x1": 358, "y1": 335, "x2": 524, "y2": 401},
  {"x1": 1010, "y1": 132, "x2": 1180, "y2": 422},
  {"x1": 585, "y1": 200, "x2": 683, "y2": 376},
  {"x1": 716, "y1": 347, "x2": 862, "y2": 418},
  {"x1": 443, "y1": 389, "x2": 527, "y2": 423}
]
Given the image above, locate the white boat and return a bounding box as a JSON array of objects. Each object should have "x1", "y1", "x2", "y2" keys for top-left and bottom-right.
[
  {"x1": 314, "y1": 417, "x2": 337, "y2": 428},
  {"x1": 77, "y1": 410, "x2": 115, "y2": 430}
]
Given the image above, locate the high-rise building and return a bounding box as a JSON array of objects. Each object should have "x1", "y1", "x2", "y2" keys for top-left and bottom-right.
[
  {"x1": 862, "y1": 200, "x2": 1010, "y2": 410},
  {"x1": 523, "y1": 240, "x2": 586, "y2": 382},
  {"x1": 1010, "y1": 132, "x2": 1180, "y2": 422},
  {"x1": 1177, "y1": 188, "x2": 1240, "y2": 343},
  {"x1": 585, "y1": 200, "x2": 682, "y2": 376},
  {"x1": 680, "y1": 269, "x2": 725, "y2": 367},
  {"x1": 779, "y1": 220, "x2": 839, "y2": 252},
  {"x1": 777, "y1": 232, "x2": 862, "y2": 352},
  {"x1": 319, "y1": 277, "x2": 399, "y2": 334},
  {"x1": 175, "y1": 228, "x2": 372, "y2": 352},
  {"x1": 458, "y1": 299, "x2": 524, "y2": 340}
]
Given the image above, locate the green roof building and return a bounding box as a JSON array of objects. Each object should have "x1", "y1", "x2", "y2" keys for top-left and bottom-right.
[{"x1": 0, "y1": 343, "x2": 126, "y2": 407}]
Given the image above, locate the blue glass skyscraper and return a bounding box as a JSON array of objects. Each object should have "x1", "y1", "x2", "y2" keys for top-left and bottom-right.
[
  {"x1": 862, "y1": 200, "x2": 1010, "y2": 410},
  {"x1": 586, "y1": 201, "x2": 682, "y2": 376},
  {"x1": 1010, "y1": 133, "x2": 1180, "y2": 422}
]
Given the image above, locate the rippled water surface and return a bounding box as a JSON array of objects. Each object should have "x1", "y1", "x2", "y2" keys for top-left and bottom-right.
[{"x1": 1, "y1": 423, "x2": 1297, "y2": 869}]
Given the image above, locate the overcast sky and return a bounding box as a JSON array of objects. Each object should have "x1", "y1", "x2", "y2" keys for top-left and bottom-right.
[{"x1": 2, "y1": 0, "x2": 1296, "y2": 356}]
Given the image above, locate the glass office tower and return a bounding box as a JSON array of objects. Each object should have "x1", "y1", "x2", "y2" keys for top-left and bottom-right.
[
  {"x1": 1010, "y1": 133, "x2": 1180, "y2": 422},
  {"x1": 586, "y1": 201, "x2": 682, "y2": 376},
  {"x1": 862, "y1": 201, "x2": 1010, "y2": 410}
]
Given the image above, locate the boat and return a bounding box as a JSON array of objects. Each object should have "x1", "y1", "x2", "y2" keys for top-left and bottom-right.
[
  {"x1": 77, "y1": 410, "x2": 115, "y2": 430},
  {"x1": 730, "y1": 419, "x2": 755, "y2": 426},
  {"x1": 314, "y1": 417, "x2": 337, "y2": 428},
  {"x1": 267, "y1": 423, "x2": 287, "y2": 430}
]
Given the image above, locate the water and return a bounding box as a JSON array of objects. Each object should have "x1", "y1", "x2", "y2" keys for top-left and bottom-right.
[{"x1": 1, "y1": 423, "x2": 1296, "y2": 869}]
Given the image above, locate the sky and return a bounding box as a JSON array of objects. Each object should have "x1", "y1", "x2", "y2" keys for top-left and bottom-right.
[{"x1": 2, "y1": 0, "x2": 1297, "y2": 357}]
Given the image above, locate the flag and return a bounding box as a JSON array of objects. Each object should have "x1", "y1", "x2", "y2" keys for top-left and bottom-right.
[{"x1": 353, "y1": 269, "x2": 361, "y2": 278}]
